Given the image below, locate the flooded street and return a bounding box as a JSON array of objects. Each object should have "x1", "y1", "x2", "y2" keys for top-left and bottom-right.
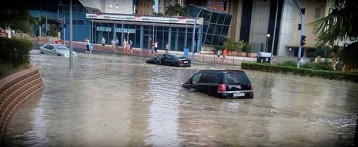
[{"x1": 4, "y1": 50, "x2": 358, "y2": 146}]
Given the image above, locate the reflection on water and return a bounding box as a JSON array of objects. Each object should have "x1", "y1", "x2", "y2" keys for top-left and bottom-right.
[{"x1": 4, "y1": 51, "x2": 358, "y2": 146}]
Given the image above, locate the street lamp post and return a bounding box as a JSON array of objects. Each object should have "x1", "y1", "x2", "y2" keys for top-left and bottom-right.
[
  {"x1": 190, "y1": 2, "x2": 224, "y2": 63},
  {"x1": 293, "y1": 0, "x2": 304, "y2": 68},
  {"x1": 265, "y1": 34, "x2": 270, "y2": 52}
]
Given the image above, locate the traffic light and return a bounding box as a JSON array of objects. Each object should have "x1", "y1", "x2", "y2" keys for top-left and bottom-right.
[
  {"x1": 223, "y1": 0, "x2": 227, "y2": 11},
  {"x1": 301, "y1": 35, "x2": 306, "y2": 46}
]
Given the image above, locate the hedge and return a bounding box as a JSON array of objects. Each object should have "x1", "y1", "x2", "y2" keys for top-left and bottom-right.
[
  {"x1": 0, "y1": 37, "x2": 32, "y2": 67},
  {"x1": 241, "y1": 62, "x2": 358, "y2": 83}
]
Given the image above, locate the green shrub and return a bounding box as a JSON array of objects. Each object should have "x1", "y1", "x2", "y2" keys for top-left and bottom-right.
[
  {"x1": 277, "y1": 60, "x2": 296, "y2": 67},
  {"x1": 241, "y1": 62, "x2": 358, "y2": 83},
  {"x1": 214, "y1": 45, "x2": 223, "y2": 51},
  {"x1": 0, "y1": 37, "x2": 32, "y2": 67},
  {"x1": 0, "y1": 63, "x2": 30, "y2": 79},
  {"x1": 301, "y1": 61, "x2": 334, "y2": 71}
]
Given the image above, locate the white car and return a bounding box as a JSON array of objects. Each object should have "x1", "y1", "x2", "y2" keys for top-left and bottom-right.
[{"x1": 40, "y1": 44, "x2": 77, "y2": 58}]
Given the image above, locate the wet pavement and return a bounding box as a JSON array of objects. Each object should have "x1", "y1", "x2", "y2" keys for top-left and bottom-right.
[{"x1": 3, "y1": 50, "x2": 358, "y2": 146}]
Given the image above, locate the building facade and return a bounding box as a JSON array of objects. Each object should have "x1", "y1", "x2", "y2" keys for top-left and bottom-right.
[
  {"x1": 225, "y1": 0, "x2": 327, "y2": 57},
  {"x1": 24, "y1": 0, "x2": 330, "y2": 58}
]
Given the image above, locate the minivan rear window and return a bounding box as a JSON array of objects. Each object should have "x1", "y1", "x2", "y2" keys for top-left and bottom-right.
[{"x1": 224, "y1": 72, "x2": 250, "y2": 84}]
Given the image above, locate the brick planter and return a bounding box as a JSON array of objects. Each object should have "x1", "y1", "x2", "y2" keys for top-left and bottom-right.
[{"x1": 0, "y1": 66, "x2": 43, "y2": 142}]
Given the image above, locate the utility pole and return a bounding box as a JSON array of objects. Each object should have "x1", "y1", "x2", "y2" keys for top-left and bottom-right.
[
  {"x1": 69, "y1": 0, "x2": 73, "y2": 70},
  {"x1": 293, "y1": 0, "x2": 303, "y2": 68}
]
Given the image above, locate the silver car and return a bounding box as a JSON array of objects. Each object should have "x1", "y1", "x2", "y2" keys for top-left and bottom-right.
[{"x1": 40, "y1": 44, "x2": 77, "y2": 58}]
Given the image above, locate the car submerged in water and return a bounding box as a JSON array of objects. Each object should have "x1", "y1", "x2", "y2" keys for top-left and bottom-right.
[
  {"x1": 146, "y1": 53, "x2": 191, "y2": 67},
  {"x1": 182, "y1": 70, "x2": 254, "y2": 98},
  {"x1": 40, "y1": 44, "x2": 77, "y2": 58}
]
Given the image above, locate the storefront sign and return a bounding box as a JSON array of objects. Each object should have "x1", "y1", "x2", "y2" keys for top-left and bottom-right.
[{"x1": 96, "y1": 27, "x2": 135, "y2": 33}]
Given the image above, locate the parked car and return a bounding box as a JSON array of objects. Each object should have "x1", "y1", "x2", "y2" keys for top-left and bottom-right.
[
  {"x1": 146, "y1": 53, "x2": 191, "y2": 67},
  {"x1": 182, "y1": 70, "x2": 254, "y2": 98},
  {"x1": 40, "y1": 44, "x2": 77, "y2": 58}
]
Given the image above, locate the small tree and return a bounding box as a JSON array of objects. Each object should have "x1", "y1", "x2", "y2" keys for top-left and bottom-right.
[
  {"x1": 242, "y1": 42, "x2": 251, "y2": 53},
  {"x1": 165, "y1": 4, "x2": 186, "y2": 16},
  {"x1": 224, "y1": 39, "x2": 234, "y2": 51},
  {"x1": 236, "y1": 40, "x2": 245, "y2": 52},
  {"x1": 308, "y1": 44, "x2": 331, "y2": 58},
  {"x1": 214, "y1": 45, "x2": 222, "y2": 51}
]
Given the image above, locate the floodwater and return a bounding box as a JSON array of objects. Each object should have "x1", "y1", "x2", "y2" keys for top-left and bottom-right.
[{"x1": 3, "y1": 50, "x2": 358, "y2": 146}]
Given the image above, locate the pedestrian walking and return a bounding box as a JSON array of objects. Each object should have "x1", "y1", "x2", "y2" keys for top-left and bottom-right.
[
  {"x1": 101, "y1": 36, "x2": 105, "y2": 47},
  {"x1": 129, "y1": 40, "x2": 133, "y2": 54},
  {"x1": 165, "y1": 43, "x2": 169, "y2": 54},
  {"x1": 111, "y1": 38, "x2": 116, "y2": 50},
  {"x1": 123, "y1": 39, "x2": 128, "y2": 53},
  {"x1": 85, "y1": 37, "x2": 90, "y2": 53},
  {"x1": 115, "y1": 38, "x2": 119, "y2": 48},
  {"x1": 222, "y1": 48, "x2": 228, "y2": 63},
  {"x1": 154, "y1": 40, "x2": 158, "y2": 55},
  {"x1": 150, "y1": 39, "x2": 155, "y2": 54}
]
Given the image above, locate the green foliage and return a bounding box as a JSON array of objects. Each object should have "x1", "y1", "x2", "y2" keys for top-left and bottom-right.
[
  {"x1": 242, "y1": 42, "x2": 251, "y2": 53},
  {"x1": 214, "y1": 45, "x2": 223, "y2": 51},
  {"x1": 301, "y1": 61, "x2": 334, "y2": 71},
  {"x1": 241, "y1": 62, "x2": 358, "y2": 83},
  {"x1": 49, "y1": 24, "x2": 59, "y2": 37},
  {"x1": 165, "y1": 4, "x2": 186, "y2": 16},
  {"x1": 235, "y1": 40, "x2": 245, "y2": 52},
  {"x1": 153, "y1": 12, "x2": 164, "y2": 16},
  {"x1": 277, "y1": 60, "x2": 296, "y2": 67},
  {"x1": 0, "y1": 63, "x2": 29, "y2": 79},
  {"x1": 334, "y1": 42, "x2": 358, "y2": 68},
  {"x1": 276, "y1": 60, "x2": 334, "y2": 71},
  {"x1": 308, "y1": 44, "x2": 331, "y2": 58},
  {"x1": 0, "y1": 0, "x2": 37, "y2": 34},
  {"x1": 311, "y1": 0, "x2": 358, "y2": 44},
  {"x1": 310, "y1": 0, "x2": 358, "y2": 68},
  {"x1": 224, "y1": 39, "x2": 234, "y2": 51},
  {"x1": 0, "y1": 37, "x2": 32, "y2": 67}
]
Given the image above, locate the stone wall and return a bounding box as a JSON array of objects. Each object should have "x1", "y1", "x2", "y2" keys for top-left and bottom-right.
[{"x1": 0, "y1": 66, "x2": 43, "y2": 141}]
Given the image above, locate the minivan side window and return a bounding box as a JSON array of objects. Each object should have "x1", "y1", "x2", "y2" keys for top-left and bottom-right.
[
  {"x1": 191, "y1": 73, "x2": 202, "y2": 84},
  {"x1": 225, "y1": 72, "x2": 250, "y2": 84},
  {"x1": 199, "y1": 73, "x2": 220, "y2": 83}
]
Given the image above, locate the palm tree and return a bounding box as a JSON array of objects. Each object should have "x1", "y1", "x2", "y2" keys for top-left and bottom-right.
[
  {"x1": 0, "y1": 0, "x2": 36, "y2": 34},
  {"x1": 311, "y1": 0, "x2": 358, "y2": 71},
  {"x1": 165, "y1": 4, "x2": 186, "y2": 16}
]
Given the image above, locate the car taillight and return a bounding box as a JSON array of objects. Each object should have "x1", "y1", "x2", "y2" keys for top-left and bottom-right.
[
  {"x1": 218, "y1": 84, "x2": 226, "y2": 93},
  {"x1": 178, "y1": 60, "x2": 183, "y2": 64},
  {"x1": 250, "y1": 83, "x2": 253, "y2": 91}
]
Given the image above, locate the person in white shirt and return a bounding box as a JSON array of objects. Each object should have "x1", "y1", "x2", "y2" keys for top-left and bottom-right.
[{"x1": 102, "y1": 37, "x2": 105, "y2": 47}]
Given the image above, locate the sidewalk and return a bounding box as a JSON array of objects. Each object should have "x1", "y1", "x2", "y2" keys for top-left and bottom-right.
[{"x1": 33, "y1": 38, "x2": 256, "y2": 66}]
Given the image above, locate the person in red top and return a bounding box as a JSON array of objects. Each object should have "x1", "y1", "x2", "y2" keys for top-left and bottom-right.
[{"x1": 222, "y1": 48, "x2": 228, "y2": 63}]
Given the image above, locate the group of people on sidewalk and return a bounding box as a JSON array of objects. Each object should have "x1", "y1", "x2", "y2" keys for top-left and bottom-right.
[
  {"x1": 85, "y1": 37, "x2": 133, "y2": 54},
  {"x1": 216, "y1": 48, "x2": 228, "y2": 63}
]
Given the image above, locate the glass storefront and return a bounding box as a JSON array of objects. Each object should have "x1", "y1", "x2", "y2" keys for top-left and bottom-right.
[
  {"x1": 186, "y1": 5, "x2": 232, "y2": 46},
  {"x1": 91, "y1": 22, "x2": 197, "y2": 52}
]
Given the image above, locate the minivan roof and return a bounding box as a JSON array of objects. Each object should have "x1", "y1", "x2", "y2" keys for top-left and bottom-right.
[{"x1": 199, "y1": 70, "x2": 246, "y2": 73}]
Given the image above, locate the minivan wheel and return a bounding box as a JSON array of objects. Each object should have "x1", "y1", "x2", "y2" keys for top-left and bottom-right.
[
  {"x1": 57, "y1": 54, "x2": 61, "y2": 56},
  {"x1": 250, "y1": 93, "x2": 254, "y2": 98}
]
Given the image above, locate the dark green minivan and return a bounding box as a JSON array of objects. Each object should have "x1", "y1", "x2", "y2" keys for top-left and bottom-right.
[{"x1": 182, "y1": 70, "x2": 253, "y2": 98}]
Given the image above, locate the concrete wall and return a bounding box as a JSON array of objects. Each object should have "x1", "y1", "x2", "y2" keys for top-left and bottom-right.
[
  {"x1": 80, "y1": 0, "x2": 133, "y2": 14},
  {"x1": 277, "y1": 0, "x2": 326, "y2": 56},
  {"x1": 136, "y1": 0, "x2": 153, "y2": 15},
  {"x1": 249, "y1": 0, "x2": 271, "y2": 45},
  {"x1": 0, "y1": 66, "x2": 43, "y2": 142},
  {"x1": 227, "y1": 0, "x2": 242, "y2": 42},
  {"x1": 104, "y1": 0, "x2": 133, "y2": 14},
  {"x1": 277, "y1": 0, "x2": 296, "y2": 56}
]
